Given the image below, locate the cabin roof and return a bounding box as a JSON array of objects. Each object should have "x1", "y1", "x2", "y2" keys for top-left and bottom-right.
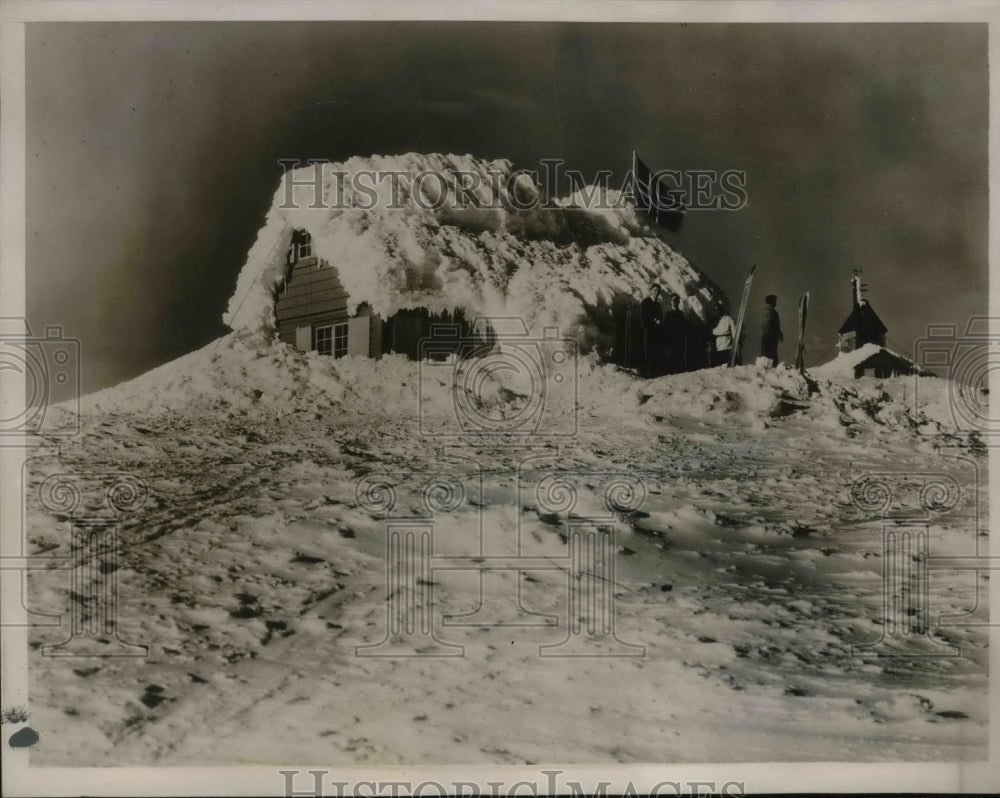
[{"x1": 813, "y1": 343, "x2": 916, "y2": 378}]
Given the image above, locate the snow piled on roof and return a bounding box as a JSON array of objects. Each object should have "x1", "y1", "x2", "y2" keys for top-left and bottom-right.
[
  {"x1": 811, "y1": 343, "x2": 913, "y2": 378},
  {"x1": 223, "y1": 153, "x2": 722, "y2": 348}
]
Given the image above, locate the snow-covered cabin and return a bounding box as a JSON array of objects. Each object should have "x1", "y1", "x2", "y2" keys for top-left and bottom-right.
[
  {"x1": 226, "y1": 154, "x2": 727, "y2": 365},
  {"x1": 817, "y1": 342, "x2": 917, "y2": 379}
]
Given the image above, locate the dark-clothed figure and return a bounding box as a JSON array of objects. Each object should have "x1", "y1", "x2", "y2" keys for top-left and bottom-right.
[
  {"x1": 663, "y1": 294, "x2": 686, "y2": 374},
  {"x1": 639, "y1": 284, "x2": 664, "y2": 377},
  {"x1": 761, "y1": 294, "x2": 783, "y2": 366},
  {"x1": 711, "y1": 300, "x2": 734, "y2": 367}
]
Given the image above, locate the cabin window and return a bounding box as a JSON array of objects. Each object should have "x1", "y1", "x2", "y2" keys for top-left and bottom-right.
[
  {"x1": 333, "y1": 322, "x2": 348, "y2": 357},
  {"x1": 314, "y1": 325, "x2": 332, "y2": 355},
  {"x1": 314, "y1": 325, "x2": 331, "y2": 355},
  {"x1": 287, "y1": 230, "x2": 313, "y2": 264},
  {"x1": 313, "y1": 322, "x2": 348, "y2": 357}
]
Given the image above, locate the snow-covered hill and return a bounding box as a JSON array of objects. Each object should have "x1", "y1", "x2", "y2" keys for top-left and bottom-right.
[
  {"x1": 25, "y1": 332, "x2": 987, "y2": 766},
  {"x1": 71, "y1": 327, "x2": 974, "y2": 447}
]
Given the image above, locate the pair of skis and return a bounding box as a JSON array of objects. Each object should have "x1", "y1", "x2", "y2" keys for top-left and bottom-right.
[
  {"x1": 728, "y1": 265, "x2": 756, "y2": 367},
  {"x1": 727, "y1": 264, "x2": 809, "y2": 371}
]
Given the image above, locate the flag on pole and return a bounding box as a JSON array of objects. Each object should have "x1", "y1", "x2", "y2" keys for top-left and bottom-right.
[{"x1": 632, "y1": 152, "x2": 685, "y2": 232}]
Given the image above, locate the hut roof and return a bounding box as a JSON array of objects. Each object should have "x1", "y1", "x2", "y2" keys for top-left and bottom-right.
[{"x1": 814, "y1": 343, "x2": 917, "y2": 378}]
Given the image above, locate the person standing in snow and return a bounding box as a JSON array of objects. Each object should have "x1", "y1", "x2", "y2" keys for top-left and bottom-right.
[
  {"x1": 639, "y1": 284, "x2": 665, "y2": 378},
  {"x1": 711, "y1": 300, "x2": 735, "y2": 367},
  {"x1": 663, "y1": 293, "x2": 686, "y2": 374},
  {"x1": 761, "y1": 294, "x2": 783, "y2": 367}
]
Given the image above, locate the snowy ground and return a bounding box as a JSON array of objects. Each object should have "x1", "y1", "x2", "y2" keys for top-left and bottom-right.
[{"x1": 22, "y1": 334, "x2": 988, "y2": 765}]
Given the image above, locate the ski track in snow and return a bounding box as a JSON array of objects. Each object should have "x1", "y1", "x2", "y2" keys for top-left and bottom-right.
[{"x1": 23, "y1": 338, "x2": 988, "y2": 766}]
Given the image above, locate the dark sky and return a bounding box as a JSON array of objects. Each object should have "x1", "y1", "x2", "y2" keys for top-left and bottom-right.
[{"x1": 26, "y1": 22, "x2": 987, "y2": 397}]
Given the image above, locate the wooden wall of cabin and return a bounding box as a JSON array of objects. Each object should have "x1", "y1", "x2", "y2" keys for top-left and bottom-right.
[
  {"x1": 275, "y1": 255, "x2": 380, "y2": 357},
  {"x1": 276, "y1": 255, "x2": 348, "y2": 346}
]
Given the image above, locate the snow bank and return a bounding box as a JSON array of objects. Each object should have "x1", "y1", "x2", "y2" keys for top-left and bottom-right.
[
  {"x1": 77, "y1": 326, "x2": 809, "y2": 431},
  {"x1": 75, "y1": 330, "x2": 982, "y2": 451},
  {"x1": 223, "y1": 153, "x2": 723, "y2": 349}
]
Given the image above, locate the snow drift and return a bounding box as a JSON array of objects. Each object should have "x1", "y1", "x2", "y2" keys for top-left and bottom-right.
[
  {"x1": 71, "y1": 330, "x2": 978, "y2": 455},
  {"x1": 223, "y1": 153, "x2": 724, "y2": 351}
]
